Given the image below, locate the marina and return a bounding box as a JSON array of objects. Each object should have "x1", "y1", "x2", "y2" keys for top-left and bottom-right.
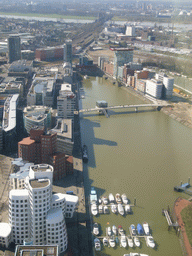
[{"x1": 80, "y1": 76, "x2": 191, "y2": 256}]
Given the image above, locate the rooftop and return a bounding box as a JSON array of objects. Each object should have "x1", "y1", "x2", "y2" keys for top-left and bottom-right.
[
  {"x1": 15, "y1": 245, "x2": 58, "y2": 256},
  {"x1": 0, "y1": 223, "x2": 11, "y2": 237},
  {"x1": 29, "y1": 179, "x2": 49, "y2": 189}
]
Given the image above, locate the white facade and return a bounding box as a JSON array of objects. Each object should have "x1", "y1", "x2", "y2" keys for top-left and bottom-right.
[
  {"x1": 28, "y1": 178, "x2": 52, "y2": 245},
  {"x1": 146, "y1": 79, "x2": 163, "y2": 99},
  {"x1": 57, "y1": 83, "x2": 75, "y2": 121},
  {"x1": 125, "y1": 26, "x2": 136, "y2": 36},
  {"x1": 9, "y1": 189, "x2": 30, "y2": 244},
  {"x1": 0, "y1": 223, "x2": 12, "y2": 248},
  {"x1": 64, "y1": 194, "x2": 79, "y2": 218},
  {"x1": 7, "y1": 164, "x2": 78, "y2": 252},
  {"x1": 163, "y1": 77, "x2": 174, "y2": 99},
  {"x1": 46, "y1": 208, "x2": 68, "y2": 253}
]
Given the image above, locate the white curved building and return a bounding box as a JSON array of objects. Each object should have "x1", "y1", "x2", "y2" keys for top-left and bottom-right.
[
  {"x1": 29, "y1": 164, "x2": 54, "y2": 185},
  {"x1": 51, "y1": 193, "x2": 66, "y2": 216},
  {"x1": 0, "y1": 223, "x2": 12, "y2": 247},
  {"x1": 27, "y1": 178, "x2": 52, "y2": 245},
  {"x1": 23, "y1": 106, "x2": 52, "y2": 134},
  {"x1": 64, "y1": 194, "x2": 79, "y2": 218},
  {"x1": 9, "y1": 189, "x2": 29, "y2": 244},
  {"x1": 46, "y1": 208, "x2": 68, "y2": 253}
]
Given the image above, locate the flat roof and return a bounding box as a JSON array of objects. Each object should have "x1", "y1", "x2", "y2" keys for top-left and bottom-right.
[
  {"x1": 29, "y1": 179, "x2": 49, "y2": 189},
  {"x1": 52, "y1": 193, "x2": 66, "y2": 202},
  {"x1": 9, "y1": 189, "x2": 28, "y2": 197},
  {"x1": 61, "y1": 83, "x2": 71, "y2": 92},
  {"x1": 18, "y1": 137, "x2": 35, "y2": 145},
  {"x1": 0, "y1": 223, "x2": 11, "y2": 237},
  {"x1": 15, "y1": 245, "x2": 58, "y2": 256}
]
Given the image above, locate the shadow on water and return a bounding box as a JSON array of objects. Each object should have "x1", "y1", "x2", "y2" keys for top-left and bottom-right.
[{"x1": 81, "y1": 118, "x2": 117, "y2": 169}]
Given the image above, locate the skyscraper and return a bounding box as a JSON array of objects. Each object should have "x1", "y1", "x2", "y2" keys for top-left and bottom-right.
[
  {"x1": 8, "y1": 35, "x2": 21, "y2": 63},
  {"x1": 63, "y1": 40, "x2": 72, "y2": 64}
]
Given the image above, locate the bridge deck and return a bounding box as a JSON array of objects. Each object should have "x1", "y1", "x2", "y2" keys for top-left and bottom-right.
[{"x1": 79, "y1": 103, "x2": 171, "y2": 113}]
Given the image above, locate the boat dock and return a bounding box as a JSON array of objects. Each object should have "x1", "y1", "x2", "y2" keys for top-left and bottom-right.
[
  {"x1": 162, "y1": 207, "x2": 179, "y2": 231},
  {"x1": 174, "y1": 178, "x2": 192, "y2": 195}
]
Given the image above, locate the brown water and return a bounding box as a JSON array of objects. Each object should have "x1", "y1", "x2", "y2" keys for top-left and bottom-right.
[{"x1": 80, "y1": 76, "x2": 192, "y2": 256}]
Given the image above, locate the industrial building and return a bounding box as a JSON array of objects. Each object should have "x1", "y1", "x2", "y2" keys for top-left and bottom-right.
[{"x1": 8, "y1": 35, "x2": 21, "y2": 63}]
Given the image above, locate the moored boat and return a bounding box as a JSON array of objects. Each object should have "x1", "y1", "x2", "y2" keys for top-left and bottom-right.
[
  {"x1": 137, "y1": 223, "x2": 144, "y2": 235},
  {"x1": 98, "y1": 205, "x2": 103, "y2": 214},
  {"x1": 111, "y1": 204, "x2": 117, "y2": 214},
  {"x1": 125, "y1": 204, "x2": 131, "y2": 214},
  {"x1": 143, "y1": 222, "x2": 150, "y2": 236},
  {"x1": 93, "y1": 223, "x2": 99, "y2": 236},
  {"x1": 90, "y1": 187, "x2": 97, "y2": 205},
  {"x1": 120, "y1": 235, "x2": 127, "y2": 248},
  {"x1": 128, "y1": 253, "x2": 149, "y2": 256},
  {"x1": 91, "y1": 203, "x2": 98, "y2": 216},
  {"x1": 130, "y1": 224, "x2": 136, "y2": 236},
  {"x1": 112, "y1": 225, "x2": 117, "y2": 235},
  {"x1": 107, "y1": 226, "x2": 112, "y2": 236},
  {"x1": 104, "y1": 205, "x2": 109, "y2": 214},
  {"x1": 82, "y1": 144, "x2": 88, "y2": 163},
  {"x1": 115, "y1": 193, "x2": 122, "y2": 203},
  {"x1": 94, "y1": 238, "x2": 101, "y2": 251},
  {"x1": 118, "y1": 203, "x2": 124, "y2": 215},
  {"x1": 127, "y1": 236, "x2": 134, "y2": 247},
  {"x1": 102, "y1": 196, "x2": 108, "y2": 205},
  {"x1": 121, "y1": 193, "x2": 129, "y2": 204},
  {"x1": 109, "y1": 237, "x2": 115, "y2": 247},
  {"x1": 134, "y1": 236, "x2": 140, "y2": 247},
  {"x1": 109, "y1": 193, "x2": 115, "y2": 203},
  {"x1": 118, "y1": 225, "x2": 125, "y2": 236},
  {"x1": 146, "y1": 235, "x2": 155, "y2": 248},
  {"x1": 103, "y1": 237, "x2": 108, "y2": 246}
]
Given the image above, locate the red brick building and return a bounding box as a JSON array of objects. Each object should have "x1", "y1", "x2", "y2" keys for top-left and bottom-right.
[{"x1": 18, "y1": 128, "x2": 73, "y2": 180}]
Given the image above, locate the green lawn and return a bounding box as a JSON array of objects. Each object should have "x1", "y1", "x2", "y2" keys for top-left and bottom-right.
[
  {"x1": 0, "y1": 12, "x2": 96, "y2": 20},
  {"x1": 180, "y1": 204, "x2": 192, "y2": 246}
]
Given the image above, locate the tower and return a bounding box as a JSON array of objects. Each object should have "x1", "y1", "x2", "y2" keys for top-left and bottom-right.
[
  {"x1": 8, "y1": 35, "x2": 21, "y2": 63},
  {"x1": 63, "y1": 40, "x2": 72, "y2": 64}
]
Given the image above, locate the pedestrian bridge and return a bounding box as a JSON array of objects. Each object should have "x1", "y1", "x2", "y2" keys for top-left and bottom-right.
[{"x1": 79, "y1": 103, "x2": 171, "y2": 116}]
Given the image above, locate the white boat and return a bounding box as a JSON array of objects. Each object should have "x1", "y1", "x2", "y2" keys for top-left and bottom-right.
[
  {"x1": 121, "y1": 193, "x2": 129, "y2": 204},
  {"x1": 109, "y1": 193, "x2": 115, "y2": 203},
  {"x1": 118, "y1": 225, "x2": 125, "y2": 236},
  {"x1": 102, "y1": 196, "x2": 108, "y2": 205},
  {"x1": 80, "y1": 95, "x2": 85, "y2": 99},
  {"x1": 134, "y1": 236, "x2": 140, "y2": 247},
  {"x1": 103, "y1": 237, "x2": 108, "y2": 246},
  {"x1": 111, "y1": 204, "x2": 117, "y2": 214},
  {"x1": 143, "y1": 222, "x2": 150, "y2": 236},
  {"x1": 115, "y1": 193, "x2": 122, "y2": 203},
  {"x1": 98, "y1": 198, "x2": 102, "y2": 204},
  {"x1": 112, "y1": 225, "x2": 117, "y2": 235},
  {"x1": 98, "y1": 205, "x2": 103, "y2": 214},
  {"x1": 94, "y1": 238, "x2": 101, "y2": 251},
  {"x1": 90, "y1": 187, "x2": 97, "y2": 204},
  {"x1": 84, "y1": 75, "x2": 89, "y2": 79},
  {"x1": 127, "y1": 236, "x2": 134, "y2": 247},
  {"x1": 125, "y1": 204, "x2": 131, "y2": 214},
  {"x1": 107, "y1": 226, "x2": 112, "y2": 236},
  {"x1": 118, "y1": 203, "x2": 124, "y2": 215},
  {"x1": 128, "y1": 253, "x2": 149, "y2": 256},
  {"x1": 130, "y1": 224, "x2": 137, "y2": 236},
  {"x1": 91, "y1": 203, "x2": 98, "y2": 216},
  {"x1": 120, "y1": 235, "x2": 127, "y2": 248},
  {"x1": 104, "y1": 205, "x2": 109, "y2": 214},
  {"x1": 109, "y1": 237, "x2": 116, "y2": 247},
  {"x1": 146, "y1": 236, "x2": 155, "y2": 248},
  {"x1": 93, "y1": 223, "x2": 99, "y2": 236}
]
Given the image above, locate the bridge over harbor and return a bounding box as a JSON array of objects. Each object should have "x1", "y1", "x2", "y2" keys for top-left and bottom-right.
[{"x1": 79, "y1": 103, "x2": 172, "y2": 116}]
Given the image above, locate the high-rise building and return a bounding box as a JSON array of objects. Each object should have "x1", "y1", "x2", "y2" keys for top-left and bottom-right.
[
  {"x1": 57, "y1": 83, "x2": 75, "y2": 122},
  {"x1": 111, "y1": 48, "x2": 133, "y2": 78},
  {"x1": 63, "y1": 40, "x2": 72, "y2": 64},
  {"x1": 8, "y1": 35, "x2": 21, "y2": 63},
  {"x1": 8, "y1": 164, "x2": 78, "y2": 253}
]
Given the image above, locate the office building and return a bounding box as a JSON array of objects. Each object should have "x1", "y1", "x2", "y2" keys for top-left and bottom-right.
[
  {"x1": 63, "y1": 40, "x2": 72, "y2": 64},
  {"x1": 125, "y1": 26, "x2": 136, "y2": 36},
  {"x1": 0, "y1": 223, "x2": 12, "y2": 248},
  {"x1": 14, "y1": 245, "x2": 59, "y2": 256},
  {"x1": 8, "y1": 35, "x2": 21, "y2": 63},
  {"x1": 111, "y1": 48, "x2": 133, "y2": 78},
  {"x1": 57, "y1": 83, "x2": 75, "y2": 122},
  {"x1": 146, "y1": 79, "x2": 163, "y2": 99},
  {"x1": 8, "y1": 164, "x2": 78, "y2": 253}
]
